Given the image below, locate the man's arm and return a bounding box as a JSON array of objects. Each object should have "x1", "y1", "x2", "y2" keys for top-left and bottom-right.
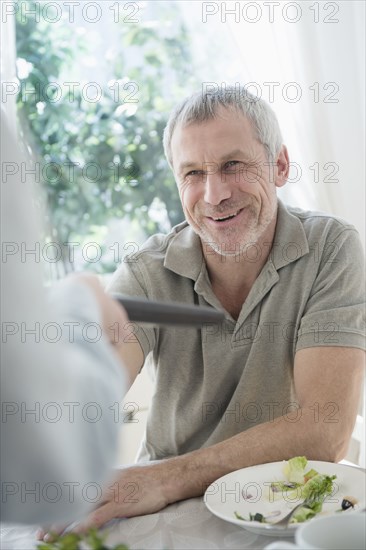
[
  {"x1": 62, "y1": 345, "x2": 364, "y2": 532},
  {"x1": 158, "y1": 346, "x2": 364, "y2": 501}
]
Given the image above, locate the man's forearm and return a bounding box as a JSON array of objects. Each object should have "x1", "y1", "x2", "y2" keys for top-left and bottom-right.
[
  {"x1": 40, "y1": 396, "x2": 354, "y2": 533},
  {"x1": 163, "y1": 406, "x2": 341, "y2": 504}
]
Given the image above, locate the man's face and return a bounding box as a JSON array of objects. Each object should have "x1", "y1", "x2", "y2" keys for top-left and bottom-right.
[{"x1": 171, "y1": 106, "x2": 286, "y2": 256}]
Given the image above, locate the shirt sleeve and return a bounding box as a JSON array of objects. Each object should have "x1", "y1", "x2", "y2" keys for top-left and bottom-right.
[{"x1": 296, "y1": 227, "x2": 366, "y2": 352}]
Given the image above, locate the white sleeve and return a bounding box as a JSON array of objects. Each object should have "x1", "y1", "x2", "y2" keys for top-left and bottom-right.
[{"x1": 1, "y1": 111, "x2": 126, "y2": 525}]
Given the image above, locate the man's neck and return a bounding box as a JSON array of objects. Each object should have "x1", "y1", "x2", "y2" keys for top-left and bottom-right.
[{"x1": 202, "y1": 214, "x2": 278, "y2": 319}]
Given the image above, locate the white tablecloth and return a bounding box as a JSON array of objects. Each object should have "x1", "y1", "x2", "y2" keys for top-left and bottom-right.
[{"x1": 1, "y1": 497, "x2": 291, "y2": 549}]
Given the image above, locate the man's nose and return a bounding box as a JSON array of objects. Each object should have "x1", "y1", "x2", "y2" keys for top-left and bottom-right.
[{"x1": 203, "y1": 171, "x2": 232, "y2": 205}]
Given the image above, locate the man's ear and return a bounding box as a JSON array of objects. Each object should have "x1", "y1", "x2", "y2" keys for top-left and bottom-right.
[{"x1": 274, "y1": 145, "x2": 290, "y2": 188}]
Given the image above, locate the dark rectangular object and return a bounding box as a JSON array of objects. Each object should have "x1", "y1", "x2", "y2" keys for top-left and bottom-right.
[{"x1": 113, "y1": 294, "x2": 225, "y2": 326}]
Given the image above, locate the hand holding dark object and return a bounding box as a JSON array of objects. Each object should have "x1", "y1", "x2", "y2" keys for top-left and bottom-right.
[
  {"x1": 68, "y1": 274, "x2": 144, "y2": 384},
  {"x1": 71, "y1": 277, "x2": 224, "y2": 384}
]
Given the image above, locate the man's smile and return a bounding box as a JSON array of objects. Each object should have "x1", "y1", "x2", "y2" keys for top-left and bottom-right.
[
  {"x1": 210, "y1": 208, "x2": 243, "y2": 221},
  {"x1": 205, "y1": 207, "x2": 246, "y2": 226}
]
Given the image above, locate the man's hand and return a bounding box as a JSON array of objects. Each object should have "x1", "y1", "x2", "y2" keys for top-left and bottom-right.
[
  {"x1": 78, "y1": 463, "x2": 171, "y2": 528},
  {"x1": 37, "y1": 463, "x2": 171, "y2": 541}
]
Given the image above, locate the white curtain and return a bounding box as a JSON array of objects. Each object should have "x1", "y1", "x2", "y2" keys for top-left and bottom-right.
[{"x1": 180, "y1": 0, "x2": 365, "y2": 245}]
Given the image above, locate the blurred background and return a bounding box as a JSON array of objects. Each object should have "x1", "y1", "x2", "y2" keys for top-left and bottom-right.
[{"x1": 1, "y1": 0, "x2": 365, "y2": 465}]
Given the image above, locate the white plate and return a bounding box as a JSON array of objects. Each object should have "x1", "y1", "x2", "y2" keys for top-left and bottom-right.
[{"x1": 204, "y1": 461, "x2": 366, "y2": 536}]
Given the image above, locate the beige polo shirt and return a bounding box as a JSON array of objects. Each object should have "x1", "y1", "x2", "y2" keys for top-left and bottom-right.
[{"x1": 108, "y1": 200, "x2": 365, "y2": 462}]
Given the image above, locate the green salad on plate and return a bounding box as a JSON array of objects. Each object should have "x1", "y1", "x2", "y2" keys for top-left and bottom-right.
[{"x1": 234, "y1": 456, "x2": 343, "y2": 525}]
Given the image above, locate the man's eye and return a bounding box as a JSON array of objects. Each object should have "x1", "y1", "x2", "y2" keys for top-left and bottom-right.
[
  {"x1": 186, "y1": 170, "x2": 203, "y2": 177},
  {"x1": 223, "y1": 161, "x2": 243, "y2": 172}
]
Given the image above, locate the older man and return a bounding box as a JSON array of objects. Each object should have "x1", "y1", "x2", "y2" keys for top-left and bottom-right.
[{"x1": 52, "y1": 88, "x2": 365, "y2": 532}]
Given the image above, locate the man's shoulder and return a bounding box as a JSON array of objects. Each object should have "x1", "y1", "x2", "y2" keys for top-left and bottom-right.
[
  {"x1": 285, "y1": 203, "x2": 358, "y2": 239},
  {"x1": 134, "y1": 221, "x2": 191, "y2": 262},
  {"x1": 273, "y1": 201, "x2": 363, "y2": 270},
  {"x1": 108, "y1": 221, "x2": 196, "y2": 296}
]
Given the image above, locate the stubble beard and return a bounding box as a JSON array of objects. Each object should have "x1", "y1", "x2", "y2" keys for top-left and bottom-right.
[{"x1": 194, "y1": 200, "x2": 277, "y2": 258}]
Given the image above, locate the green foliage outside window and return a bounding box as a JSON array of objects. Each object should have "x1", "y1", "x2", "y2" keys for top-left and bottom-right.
[{"x1": 15, "y1": 1, "x2": 196, "y2": 275}]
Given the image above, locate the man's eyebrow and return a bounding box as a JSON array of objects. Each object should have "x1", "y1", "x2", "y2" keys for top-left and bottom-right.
[
  {"x1": 177, "y1": 161, "x2": 198, "y2": 175},
  {"x1": 220, "y1": 149, "x2": 253, "y2": 163},
  {"x1": 177, "y1": 149, "x2": 252, "y2": 175}
]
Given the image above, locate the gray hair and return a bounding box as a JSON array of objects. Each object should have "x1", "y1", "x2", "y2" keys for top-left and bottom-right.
[{"x1": 163, "y1": 86, "x2": 283, "y2": 170}]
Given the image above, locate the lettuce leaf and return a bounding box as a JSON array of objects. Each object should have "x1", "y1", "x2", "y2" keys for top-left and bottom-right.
[{"x1": 283, "y1": 456, "x2": 308, "y2": 484}]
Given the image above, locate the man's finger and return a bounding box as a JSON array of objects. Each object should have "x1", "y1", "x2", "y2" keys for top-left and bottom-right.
[
  {"x1": 37, "y1": 523, "x2": 69, "y2": 542},
  {"x1": 73, "y1": 502, "x2": 119, "y2": 533},
  {"x1": 36, "y1": 528, "x2": 46, "y2": 541}
]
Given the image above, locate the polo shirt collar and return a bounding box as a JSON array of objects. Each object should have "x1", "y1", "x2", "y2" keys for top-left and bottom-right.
[
  {"x1": 270, "y1": 198, "x2": 309, "y2": 269},
  {"x1": 164, "y1": 198, "x2": 309, "y2": 280},
  {"x1": 164, "y1": 221, "x2": 204, "y2": 281}
]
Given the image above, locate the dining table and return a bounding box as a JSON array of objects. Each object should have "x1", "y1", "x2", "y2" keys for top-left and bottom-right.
[
  {"x1": 1, "y1": 459, "x2": 362, "y2": 549},
  {"x1": 1, "y1": 496, "x2": 289, "y2": 550}
]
